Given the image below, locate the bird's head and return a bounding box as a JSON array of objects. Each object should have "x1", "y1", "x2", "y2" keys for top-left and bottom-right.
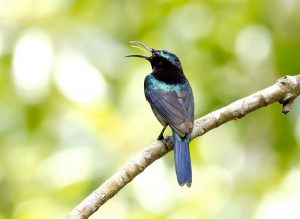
[{"x1": 126, "y1": 41, "x2": 182, "y2": 72}]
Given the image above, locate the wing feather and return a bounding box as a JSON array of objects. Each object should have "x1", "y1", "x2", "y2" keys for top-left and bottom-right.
[{"x1": 145, "y1": 82, "x2": 194, "y2": 136}]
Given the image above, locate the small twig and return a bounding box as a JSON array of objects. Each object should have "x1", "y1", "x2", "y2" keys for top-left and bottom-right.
[{"x1": 65, "y1": 75, "x2": 300, "y2": 219}]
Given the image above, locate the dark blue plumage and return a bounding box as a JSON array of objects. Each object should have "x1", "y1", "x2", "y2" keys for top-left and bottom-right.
[
  {"x1": 173, "y1": 132, "x2": 192, "y2": 186},
  {"x1": 127, "y1": 41, "x2": 194, "y2": 187}
]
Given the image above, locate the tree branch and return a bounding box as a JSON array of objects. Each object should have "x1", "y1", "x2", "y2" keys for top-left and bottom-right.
[{"x1": 65, "y1": 75, "x2": 300, "y2": 219}]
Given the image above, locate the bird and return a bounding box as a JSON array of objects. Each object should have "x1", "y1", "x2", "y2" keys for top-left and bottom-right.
[{"x1": 127, "y1": 41, "x2": 195, "y2": 187}]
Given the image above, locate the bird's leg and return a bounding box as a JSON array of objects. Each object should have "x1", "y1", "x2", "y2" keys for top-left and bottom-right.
[{"x1": 157, "y1": 125, "x2": 167, "y2": 140}]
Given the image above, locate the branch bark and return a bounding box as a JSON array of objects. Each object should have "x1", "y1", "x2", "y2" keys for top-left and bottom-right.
[{"x1": 65, "y1": 75, "x2": 300, "y2": 219}]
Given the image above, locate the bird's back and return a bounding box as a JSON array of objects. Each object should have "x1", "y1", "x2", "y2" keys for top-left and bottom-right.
[{"x1": 144, "y1": 74, "x2": 194, "y2": 137}]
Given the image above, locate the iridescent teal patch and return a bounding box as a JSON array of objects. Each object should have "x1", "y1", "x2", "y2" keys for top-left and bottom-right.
[{"x1": 145, "y1": 74, "x2": 187, "y2": 92}]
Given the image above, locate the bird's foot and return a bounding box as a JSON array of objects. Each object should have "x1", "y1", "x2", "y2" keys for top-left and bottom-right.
[{"x1": 157, "y1": 134, "x2": 164, "y2": 141}]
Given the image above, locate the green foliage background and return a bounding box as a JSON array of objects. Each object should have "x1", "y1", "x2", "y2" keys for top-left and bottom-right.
[{"x1": 1, "y1": 0, "x2": 300, "y2": 218}]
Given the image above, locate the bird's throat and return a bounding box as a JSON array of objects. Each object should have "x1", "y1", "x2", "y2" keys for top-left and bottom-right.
[{"x1": 152, "y1": 68, "x2": 186, "y2": 84}]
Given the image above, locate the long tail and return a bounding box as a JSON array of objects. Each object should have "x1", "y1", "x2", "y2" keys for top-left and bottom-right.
[{"x1": 173, "y1": 131, "x2": 192, "y2": 187}]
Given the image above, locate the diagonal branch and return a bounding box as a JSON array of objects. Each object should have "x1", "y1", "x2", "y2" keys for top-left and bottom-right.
[{"x1": 65, "y1": 75, "x2": 300, "y2": 219}]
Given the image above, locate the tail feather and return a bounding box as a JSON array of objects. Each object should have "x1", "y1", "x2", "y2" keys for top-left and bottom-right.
[{"x1": 173, "y1": 131, "x2": 192, "y2": 187}]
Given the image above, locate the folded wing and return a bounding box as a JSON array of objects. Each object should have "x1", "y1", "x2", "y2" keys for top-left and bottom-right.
[{"x1": 145, "y1": 84, "x2": 194, "y2": 137}]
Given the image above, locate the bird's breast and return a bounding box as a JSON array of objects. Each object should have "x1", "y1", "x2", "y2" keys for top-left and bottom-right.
[{"x1": 144, "y1": 74, "x2": 188, "y2": 93}]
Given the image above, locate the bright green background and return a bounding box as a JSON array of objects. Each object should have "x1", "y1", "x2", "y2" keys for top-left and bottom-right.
[{"x1": 1, "y1": 0, "x2": 300, "y2": 219}]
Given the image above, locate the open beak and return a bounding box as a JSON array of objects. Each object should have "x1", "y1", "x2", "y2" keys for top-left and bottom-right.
[
  {"x1": 125, "y1": 54, "x2": 150, "y2": 60},
  {"x1": 126, "y1": 41, "x2": 154, "y2": 60}
]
